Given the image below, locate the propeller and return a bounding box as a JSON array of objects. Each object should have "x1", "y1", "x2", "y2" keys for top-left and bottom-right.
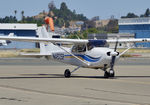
[{"x1": 109, "y1": 36, "x2": 119, "y2": 76}]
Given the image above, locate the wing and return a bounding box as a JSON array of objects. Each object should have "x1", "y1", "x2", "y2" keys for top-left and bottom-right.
[
  {"x1": 107, "y1": 38, "x2": 150, "y2": 43},
  {"x1": 0, "y1": 36, "x2": 149, "y2": 44},
  {"x1": 0, "y1": 36, "x2": 88, "y2": 44}
]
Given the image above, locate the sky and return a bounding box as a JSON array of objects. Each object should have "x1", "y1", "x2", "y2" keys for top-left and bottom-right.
[{"x1": 0, "y1": 0, "x2": 150, "y2": 20}]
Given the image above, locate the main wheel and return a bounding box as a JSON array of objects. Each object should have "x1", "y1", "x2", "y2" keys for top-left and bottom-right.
[
  {"x1": 64, "y1": 69, "x2": 71, "y2": 78},
  {"x1": 109, "y1": 69, "x2": 115, "y2": 77},
  {"x1": 104, "y1": 71, "x2": 110, "y2": 78}
]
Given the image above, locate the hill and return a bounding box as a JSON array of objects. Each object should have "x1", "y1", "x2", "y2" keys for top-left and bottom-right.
[{"x1": 34, "y1": 2, "x2": 88, "y2": 28}]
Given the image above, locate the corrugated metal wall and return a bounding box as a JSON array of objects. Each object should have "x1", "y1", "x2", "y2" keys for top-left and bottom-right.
[{"x1": 119, "y1": 24, "x2": 150, "y2": 47}]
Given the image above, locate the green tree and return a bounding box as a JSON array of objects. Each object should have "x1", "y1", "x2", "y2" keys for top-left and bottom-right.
[
  {"x1": 106, "y1": 19, "x2": 118, "y2": 33},
  {"x1": 21, "y1": 11, "x2": 24, "y2": 22},
  {"x1": 51, "y1": 2, "x2": 87, "y2": 27},
  {"x1": 0, "y1": 16, "x2": 17, "y2": 23},
  {"x1": 87, "y1": 28, "x2": 99, "y2": 34},
  {"x1": 140, "y1": 8, "x2": 150, "y2": 17},
  {"x1": 144, "y1": 8, "x2": 150, "y2": 17},
  {"x1": 60, "y1": 2, "x2": 68, "y2": 11},
  {"x1": 14, "y1": 10, "x2": 17, "y2": 18},
  {"x1": 121, "y1": 13, "x2": 139, "y2": 18},
  {"x1": 48, "y1": 1, "x2": 56, "y2": 11}
]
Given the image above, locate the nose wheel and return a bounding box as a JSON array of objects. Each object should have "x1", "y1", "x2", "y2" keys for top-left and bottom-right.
[
  {"x1": 109, "y1": 69, "x2": 115, "y2": 77},
  {"x1": 104, "y1": 70, "x2": 115, "y2": 78}
]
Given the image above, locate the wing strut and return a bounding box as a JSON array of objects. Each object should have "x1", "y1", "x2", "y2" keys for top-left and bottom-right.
[{"x1": 119, "y1": 44, "x2": 134, "y2": 57}]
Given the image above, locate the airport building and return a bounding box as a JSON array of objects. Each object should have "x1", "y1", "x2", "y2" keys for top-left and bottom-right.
[
  {"x1": 0, "y1": 23, "x2": 37, "y2": 49},
  {"x1": 119, "y1": 17, "x2": 150, "y2": 47}
]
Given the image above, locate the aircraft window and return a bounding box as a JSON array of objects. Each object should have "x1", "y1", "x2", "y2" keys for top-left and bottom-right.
[
  {"x1": 77, "y1": 45, "x2": 86, "y2": 52},
  {"x1": 72, "y1": 45, "x2": 86, "y2": 52},
  {"x1": 72, "y1": 46, "x2": 77, "y2": 52}
]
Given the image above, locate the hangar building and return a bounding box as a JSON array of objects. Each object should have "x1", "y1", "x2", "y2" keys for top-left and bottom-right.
[
  {"x1": 119, "y1": 17, "x2": 150, "y2": 47},
  {"x1": 0, "y1": 23, "x2": 37, "y2": 49}
]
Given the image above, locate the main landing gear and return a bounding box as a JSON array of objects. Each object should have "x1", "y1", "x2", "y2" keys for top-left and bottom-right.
[
  {"x1": 64, "y1": 69, "x2": 71, "y2": 77},
  {"x1": 64, "y1": 66, "x2": 80, "y2": 78}
]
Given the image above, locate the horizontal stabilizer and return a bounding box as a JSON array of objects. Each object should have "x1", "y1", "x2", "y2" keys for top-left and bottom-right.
[{"x1": 20, "y1": 52, "x2": 51, "y2": 57}]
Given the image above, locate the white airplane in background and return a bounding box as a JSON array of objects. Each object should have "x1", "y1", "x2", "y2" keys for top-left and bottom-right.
[
  {"x1": 0, "y1": 33, "x2": 14, "y2": 46},
  {"x1": 0, "y1": 26, "x2": 149, "y2": 78}
]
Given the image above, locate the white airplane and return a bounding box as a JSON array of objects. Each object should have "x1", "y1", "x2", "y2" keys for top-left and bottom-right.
[
  {"x1": 0, "y1": 27, "x2": 149, "y2": 78},
  {"x1": 0, "y1": 33, "x2": 14, "y2": 46}
]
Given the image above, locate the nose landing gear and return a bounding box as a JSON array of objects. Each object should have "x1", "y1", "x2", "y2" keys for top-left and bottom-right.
[
  {"x1": 103, "y1": 64, "x2": 115, "y2": 78},
  {"x1": 104, "y1": 70, "x2": 115, "y2": 78}
]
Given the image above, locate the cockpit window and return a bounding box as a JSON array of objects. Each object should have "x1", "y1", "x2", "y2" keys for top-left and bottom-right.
[
  {"x1": 87, "y1": 43, "x2": 94, "y2": 50},
  {"x1": 72, "y1": 44, "x2": 86, "y2": 52}
]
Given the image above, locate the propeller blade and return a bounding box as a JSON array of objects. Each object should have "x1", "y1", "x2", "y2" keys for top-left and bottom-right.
[
  {"x1": 114, "y1": 36, "x2": 119, "y2": 51},
  {"x1": 110, "y1": 56, "x2": 116, "y2": 70},
  {"x1": 114, "y1": 40, "x2": 118, "y2": 51},
  {"x1": 110, "y1": 37, "x2": 119, "y2": 70}
]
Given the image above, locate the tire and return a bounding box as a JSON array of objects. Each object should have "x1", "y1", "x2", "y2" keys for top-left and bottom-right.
[
  {"x1": 64, "y1": 69, "x2": 71, "y2": 78},
  {"x1": 104, "y1": 71, "x2": 110, "y2": 78},
  {"x1": 109, "y1": 70, "x2": 115, "y2": 77}
]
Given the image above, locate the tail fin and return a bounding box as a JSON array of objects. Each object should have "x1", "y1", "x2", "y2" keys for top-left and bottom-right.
[
  {"x1": 8, "y1": 33, "x2": 14, "y2": 37},
  {"x1": 39, "y1": 26, "x2": 59, "y2": 55}
]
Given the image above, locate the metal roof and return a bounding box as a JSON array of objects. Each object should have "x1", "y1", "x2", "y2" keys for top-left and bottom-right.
[
  {"x1": 0, "y1": 23, "x2": 37, "y2": 30},
  {"x1": 108, "y1": 33, "x2": 135, "y2": 37},
  {"x1": 119, "y1": 17, "x2": 150, "y2": 25}
]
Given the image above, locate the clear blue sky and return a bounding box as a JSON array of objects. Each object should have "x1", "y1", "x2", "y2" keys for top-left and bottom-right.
[{"x1": 0, "y1": 0, "x2": 150, "y2": 20}]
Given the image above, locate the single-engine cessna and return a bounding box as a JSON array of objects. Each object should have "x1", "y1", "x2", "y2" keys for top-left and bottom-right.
[{"x1": 0, "y1": 27, "x2": 149, "y2": 78}]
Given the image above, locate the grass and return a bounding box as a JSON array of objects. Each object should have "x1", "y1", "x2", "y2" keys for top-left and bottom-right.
[
  {"x1": 118, "y1": 48, "x2": 150, "y2": 53},
  {"x1": 0, "y1": 48, "x2": 40, "y2": 58},
  {"x1": 120, "y1": 54, "x2": 133, "y2": 57},
  {"x1": 0, "y1": 50, "x2": 19, "y2": 58},
  {"x1": 20, "y1": 48, "x2": 40, "y2": 53}
]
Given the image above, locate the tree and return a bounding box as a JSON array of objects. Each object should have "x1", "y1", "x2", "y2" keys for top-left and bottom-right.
[
  {"x1": 48, "y1": 1, "x2": 56, "y2": 12},
  {"x1": 14, "y1": 10, "x2": 17, "y2": 18},
  {"x1": 144, "y1": 8, "x2": 150, "y2": 17},
  {"x1": 140, "y1": 8, "x2": 150, "y2": 17},
  {"x1": 87, "y1": 28, "x2": 99, "y2": 34},
  {"x1": 48, "y1": 2, "x2": 88, "y2": 28},
  {"x1": 106, "y1": 19, "x2": 118, "y2": 33},
  {"x1": 60, "y1": 2, "x2": 68, "y2": 11},
  {"x1": 121, "y1": 13, "x2": 139, "y2": 18},
  {"x1": 21, "y1": 11, "x2": 24, "y2": 22},
  {"x1": 0, "y1": 16, "x2": 17, "y2": 23}
]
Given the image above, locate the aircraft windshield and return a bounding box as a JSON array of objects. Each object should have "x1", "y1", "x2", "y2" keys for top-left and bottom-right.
[{"x1": 87, "y1": 43, "x2": 94, "y2": 50}]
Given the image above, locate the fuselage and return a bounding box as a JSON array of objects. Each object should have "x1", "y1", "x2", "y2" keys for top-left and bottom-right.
[{"x1": 51, "y1": 46, "x2": 119, "y2": 70}]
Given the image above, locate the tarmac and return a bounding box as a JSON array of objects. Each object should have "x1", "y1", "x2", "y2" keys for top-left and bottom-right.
[{"x1": 0, "y1": 58, "x2": 149, "y2": 105}]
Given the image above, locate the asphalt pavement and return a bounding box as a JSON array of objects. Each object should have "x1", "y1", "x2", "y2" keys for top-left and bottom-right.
[{"x1": 0, "y1": 58, "x2": 149, "y2": 105}]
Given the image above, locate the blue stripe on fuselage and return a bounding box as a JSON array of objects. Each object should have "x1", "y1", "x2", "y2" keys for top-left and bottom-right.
[{"x1": 65, "y1": 54, "x2": 101, "y2": 62}]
